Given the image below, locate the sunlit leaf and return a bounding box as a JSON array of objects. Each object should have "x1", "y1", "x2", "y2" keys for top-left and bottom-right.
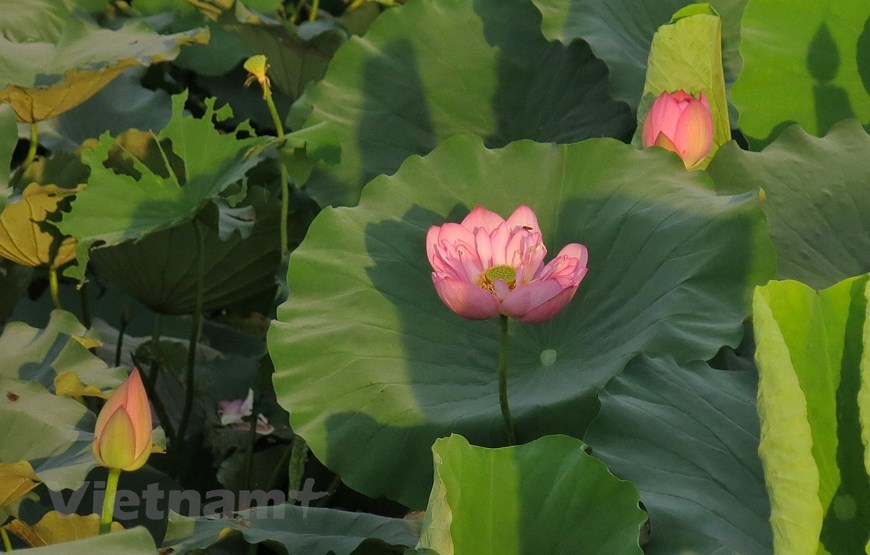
[
  {"x1": 55, "y1": 91, "x2": 275, "y2": 282},
  {"x1": 2, "y1": 525, "x2": 156, "y2": 554},
  {"x1": 731, "y1": 0, "x2": 870, "y2": 148},
  {"x1": 0, "y1": 460, "x2": 39, "y2": 509},
  {"x1": 3, "y1": 512, "x2": 123, "y2": 548},
  {"x1": 753, "y1": 276, "x2": 870, "y2": 553},
  {"x1": 415, "y1": 434, "x2": 645, "y2": 554},
  {"x1": 0, "y1": 183, "x2": 81, "y2": 269}
]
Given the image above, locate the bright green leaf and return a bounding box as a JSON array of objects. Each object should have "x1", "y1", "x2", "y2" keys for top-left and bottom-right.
[
  {"x1": 268, "y1": 134, "x2": 774, "y2": 507},
  {"x1": 708, "y1": 120, "x2": 870, "y2": 290},
  {"x1": 416, "y1": 434, "x2": 645, "y2": 554},
  {"x1": 585, "y1": 355, "x2": 771, "y2": 553},
  {"x1": 753, "y1": 276, "x2": 870, "y2": 553},
  {"x1": 286, "y1": 0, "x2": 633, "y2": 206},
  {"x1": 731, "y1": 0, "x2": 870, "y2": 148},
  {"x1": 55, "y1": 91, "x2": 275, "y2": 282},
  {"x1": 0, "y1": 0, "x2": 207, "y2": 122}
]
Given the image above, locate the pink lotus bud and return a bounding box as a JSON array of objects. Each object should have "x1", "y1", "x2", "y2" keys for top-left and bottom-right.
[
  {"x1": 92, "y1": 370, "x2": 153, "y2": 472},
  {"x1": 642, "y1": 90, "x2": 714, "y2": 168},
  {"x1": 426, "y1": 205, "x2": 588, "y2": 324}
]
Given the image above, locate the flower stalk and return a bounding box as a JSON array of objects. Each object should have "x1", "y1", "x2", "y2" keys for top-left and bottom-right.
[
  {"x1": 244, "y1": 55, "x2": 291, "y2": 257},
  {"x1": 498, "y1": 315, "x2": 517, "y2": 445},
  {"x1": 176, "y1": 220, "x2": 205, "y2": 448},
  {"x1": 98, "y1": 467, "x2": 121, "y2": 534},
  {"x1": 48, "y1": 267, "x2": 61, "y2": 310}
]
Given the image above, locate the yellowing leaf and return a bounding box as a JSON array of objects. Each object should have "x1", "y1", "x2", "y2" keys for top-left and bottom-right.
[
  {"x1": 0, "y1": 460, "x2": 39, "y2": 509},
  {"x1": 2, "y1": 512, "x2": 123, "y2": 548},
  {"x1": 54, "y1": 371, "x2": 109, "y2": 400},
  {"x1": 71, "y1": 335, "x2": 101, "y2": 350},
  {"x1": 0, "y1": 1, "x2": 208, "y2": 122},
  {"x1": 0, "y1": 182, "x2": 81, "y2": 268}
]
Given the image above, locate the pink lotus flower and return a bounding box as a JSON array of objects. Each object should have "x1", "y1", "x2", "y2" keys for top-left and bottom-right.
[
  {"x1": 642, "y1": 90, "x2": 713, "y2": 168},
  {"x1": 217, "y1": 389, "x2": 275, "y2": 435},
  {"x1": 92, "y1": 369, "x2": 153, "y2": 472},
  {"x1": 426, "y1": 205, "x2": 588, "y2": 323}
]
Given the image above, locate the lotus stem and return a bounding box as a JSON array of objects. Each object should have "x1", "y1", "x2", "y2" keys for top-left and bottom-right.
[
  {"x1": 262, "y1": 84, "x2": 290, "y2": 257},
  {"x1": 1, "y1": 527, "x2": 12, "y2": 551},
  {"x1": 23, "y1": 123, "x2": 38, "y2": 170},
  {"x1": 308, "y1": 0, "x2": 319, "y2": 20},
  {"x1": 99, "y1": 467, "x2": 121, "y2": 534},
  {"x1": 242, "y1": 405, "x2": 259, "y2": 493},
  {"x1": 176, "y1": 221, "x2": 205, "y2": 447},
  {"x1": 48, "y1": 268, "x2": 61, "y2": 310},
  {"x1": 288, "y1": 436, "x2": 309, "y2": 495},
  {"x1": 79, "y1": 283, "x2": 91, "y2": 327},
  {"x1": 498, "y1": 315, "x2": 517, "y2": 445}
]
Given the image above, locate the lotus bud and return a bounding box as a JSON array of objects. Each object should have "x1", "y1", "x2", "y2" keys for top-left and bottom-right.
[
  {"x1": 642, "y1": 90, "x2": 714, "y2": 169},
  {"x1": 92, "y1": 370, "x2": 153, "y2": 472}
]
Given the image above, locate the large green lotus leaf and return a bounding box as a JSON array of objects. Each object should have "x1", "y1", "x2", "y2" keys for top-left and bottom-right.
[
  {"x1": 162, "y1": 504, "x2": 420, "y2": 554},
  {"x1": 20, "y1": 526, "x2": 157, "y2": 554},
  {"x1": 753, "y1": 277, "x2": 870, "y2": 553},
  {"x1": 731, "y1": 0, "x2": 870, "y2": 149},
  {"x1": 268, "y1": 135, "x2": 774, "y2": 507},
  {"x1": 0, "y1": 377, "x2": 94, "y2": 491},
  {"x1": 415, "y1": 434, "x2": 645, "y2": 554},
  {"x1": 90, "y1": 185, "x2": 281, "y2": 315},
  {"x1": 0, "y1": 310, "x2": 125, "y2": 490},
  {"x1": 0, "y1": 309, "x2": 124, "y2": 391},
  {"x1": 286, "y1": 0, "x2": 634, "y2": 206},
  {"x1": 55, "y1": 90, "x2": 275, "y2": 282},
  {"x1": 708, "y1": 120, "x2": 870, "y2": 290},
  {"x1": 530, "y1": 0, "x2": 746, "y2": 109},
  {"x1": 0, "y1": 0, "x2": 206, "y2": 122},
  {"x1": 36, "y1": 68, "x2": 171, "y2": 152},
  {"x1": 584, "y1": 355, "x2": 771, "y2": 553},
  {"x1": 632, "y1": 5, "x2": 731, "y2": 166}
]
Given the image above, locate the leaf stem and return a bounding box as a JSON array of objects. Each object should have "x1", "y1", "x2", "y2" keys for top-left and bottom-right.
[
  {"x1": 176, "y1": 221, "x2": 205, "y2": 447},
  {"x1": 23, "y1": 123, "x2": 38, "y2": 170},
  {"x1": 498, "y1": 315, "x2": 517, "y2": 445},
  {"x1": 308, "y1": 0, "x2": 319, "y2": 20},
  {"x1": 287, "y1": 435, "x2": 308, "y2": 495},
  {"x1": 79, "y1": 283, "x2": 91, "y2": 328},
  {"x1": 1, "y1": 527, "x2": 12, "y2": 551},
  {"x1": 48, "y1": 268, "x2": 61, "y2": 310},
  {"x1": 242, "y1": 408, "x2": 259, "y2": 493},
  {"x1": 99, "y1": 467, "x2": 122, "y2": 534}
]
